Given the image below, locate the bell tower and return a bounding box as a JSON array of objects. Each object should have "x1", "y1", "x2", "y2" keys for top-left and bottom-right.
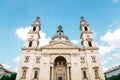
[
  {"x1": 80, "y1": 16, "x2": 98, "y2": 49},
  {"x1": 24, "y1": 17, "x2": 41, "y2": 48}
]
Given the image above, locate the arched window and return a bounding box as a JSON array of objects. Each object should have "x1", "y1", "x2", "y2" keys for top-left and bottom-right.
[
  {"x1": 37, "y1": 41, "x2": 39, "y2": 46},
  {"x1": 95, "y1": 70, "x2": 99, "y2": 78},
  {"x1": 34, "y1": 71, "x2": 38, "y2": 78},
  {"x1": 88, "y1": 41, "x2": 92, "y2": 47},
  {"x1": 33, "y1": 27, "x2": 36, "y2": 31},
  {"x1": 84, "y1": 27, "x2": 88, "y2": 31},
  {"x1": 83, "y1": 71, "x2": 87, "y2": 78},
  {"x1": 22, "y1": 70, "x2": 26, "y2": 78},
  {"x1": 29, "y1": 41, "x2": 32, "y2": 47}
]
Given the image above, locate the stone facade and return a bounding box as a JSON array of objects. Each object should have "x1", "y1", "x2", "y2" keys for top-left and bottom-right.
[{"x1": 16, "y1": 17, "x2": 105, "y2": 80}]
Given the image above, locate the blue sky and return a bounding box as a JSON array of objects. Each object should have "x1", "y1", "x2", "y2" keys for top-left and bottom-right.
[{"x1": 0, "y1": 0, "x2": 120, "y2": 72}]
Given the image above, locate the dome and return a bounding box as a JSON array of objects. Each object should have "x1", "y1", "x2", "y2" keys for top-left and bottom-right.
[{"x1": 52, "y1": 25, "x2": 68, "y2": 40}]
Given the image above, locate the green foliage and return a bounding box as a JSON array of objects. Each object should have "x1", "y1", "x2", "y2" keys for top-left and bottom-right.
[
  {"x1": 9, "y1": 73, "x2": 17, "y2": 80},
  {"x1": 0, "y1": 73, "x2": 16, "y2": 80},
  {"x1": 106, "y1": 73, "x2": 120, "y2": 80},
  {"x1": 0, "y1": 75, "x2": 9, "y2": 80}
]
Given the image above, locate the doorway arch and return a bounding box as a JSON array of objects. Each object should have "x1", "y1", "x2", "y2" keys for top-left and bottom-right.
[{"x1": 54, "y1": 56, "x2": 67, "y2": 80}]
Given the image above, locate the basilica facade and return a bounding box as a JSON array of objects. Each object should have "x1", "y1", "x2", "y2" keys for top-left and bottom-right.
[{"x1": 16, "y1": 17, "x2": 105, "y2": 80}]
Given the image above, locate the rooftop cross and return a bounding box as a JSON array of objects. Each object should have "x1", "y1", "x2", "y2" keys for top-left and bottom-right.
[{"x1": 52, "y1": 25, "x2": 68, "y2": 40}]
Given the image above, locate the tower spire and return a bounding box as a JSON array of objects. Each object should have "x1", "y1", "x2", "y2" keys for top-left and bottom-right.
[
  {"x1": 23, "y1": 17, "x2": 41, "y2": 49},
  {"x1": 81, "y1": 16, "x2": 87, "y2": 22},
  {"x1": 35, "y1": 16, "x2": 40, "y2": 22},
  {"x1": 80, "y1": 16, "x2": 98, "y2": 49}
]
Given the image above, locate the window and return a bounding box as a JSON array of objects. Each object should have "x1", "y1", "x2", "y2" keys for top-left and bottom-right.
[
  {"x1": 94, "y1": 70, "x2": 99, "y2": 78},
  {"x1": 59, "y1": 61, "x2": 61, "y2": 65},
  {"x1": 83, "y1": 71, "x2": 87, "y2": 78},
  {"x1": 22, "y1": 70, "x2": 27, "y2": 78},
  {"x1": 91, "y1": 56, "x2": 96, "y2": 62},
  {"x1": 24, "y1": 56, "x2": 29, "y2": 62},
  {"x1": 21, "y1": 67, "x2": 28, "y2": 79},
  {"x1": 37, "y1": 41, "x2": 39, "y2": 46},
  {"x1": 29, "y1": 41, "x2": 32, "y2": 47},
  {"x1": 80, "y1": 57, "x2": 85, "y2": 63},
  {"x1": 88, "y1": 41, "x2": 92, "y2": 47},
  {"x1": 81, "y1": 68, "x2": 87, "y2": 79},
  {"x1": 33, "y1": 68, "x2": 39, "y2": 79},
  {"x1": 56, "y1": 61, "x2": 64, "y2": 66},
  {"x1": 36, "y1": 57, "x2": 40, "y2": 63},
  {"x1": 34, "y1": 71, "x2": 38, "y2": 78},
  {"x1": 33, "y1": 26, "x2": 36, "y2": 31},
  {"x1": 93, "y1": 67, "x2": 99, "y2": 79},
  {"x1": 84, "y1": 27, "x2": 88, "y2": 31}
]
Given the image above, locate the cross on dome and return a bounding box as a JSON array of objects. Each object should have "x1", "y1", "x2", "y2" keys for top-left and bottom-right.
[{"x1": 52, "y1": 25, "x2": 68, "y2": 40}]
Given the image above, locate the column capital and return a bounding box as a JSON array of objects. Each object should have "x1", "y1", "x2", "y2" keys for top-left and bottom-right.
[
  {"x1": 50, "y1": 62, "x2": 54, "y2": 67},
  {"x1": 67, "y1": 63, "x2": 71, "y2": 67}
]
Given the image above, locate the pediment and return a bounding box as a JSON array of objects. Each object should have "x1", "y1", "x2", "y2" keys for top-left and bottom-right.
[{"x1": 41, "y1": 41, "x2": 80, "y2": 49}]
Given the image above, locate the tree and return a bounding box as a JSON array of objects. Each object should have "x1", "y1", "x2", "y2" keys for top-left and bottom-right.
[
  {"x1": 9, "y1": 73, "x2": 16, "y2": 80},
  {"x1": 0, "y1": 73, "x2": 16, "y2": 80},
  {"x1": 106, "y1": 73, "x2": 120, "y2": 80},
  {"x1": 0, "y1": 75, "x2": 9, "y2": 80}
]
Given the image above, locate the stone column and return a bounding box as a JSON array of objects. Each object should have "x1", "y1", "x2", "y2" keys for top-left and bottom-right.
[
  {"x1": 52, "y1": 64, "x2": 54, "y2": 80},
  {"x1": 67, "y1": 66, "x2": 70, "y2": 80},
  {"x1": 67, "y1": 63, "x2": 71, "y2": 80},
  {"x1": 50, "y1": 63, "x2": 54, "y2": 80}
]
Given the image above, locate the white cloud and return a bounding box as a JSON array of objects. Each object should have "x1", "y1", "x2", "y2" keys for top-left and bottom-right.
[
  {"x1": 39, "y1": 30, "x2": 51, "y2": 46},
  {"x1": 112, "y1": 0, "x2": 119, "y2": 3},
  {"x1": 99, "y1": 45, "x2": 114, "y2": 56},
  {"x1": 113, "y1": 53, "x2": 120, "y2": 59},
  {"x1": 100, "y1": 28, "x2": 120, "y2": 56},
  {"x1": 13, "y1": 56, "x2": 20, "y2": 62},
  {"x1": 15, "y1": 26, "x2": 31, "y2": 41},
  {"x1": 13, "y1": 67, "x2": 18, "y2": 72},
  {"x1": 71, "y1": 40, "x2": 80, "y2": 44},
  {"x1": 101, "y1": 28, "x2": 120, "y2": 48},
  {"x1": 2, "y1": 64, "x2": 10, "y2": 69},
  {"x1": 106, "y1": 57, "x2": 113, "y2": 60},
  {"x1": 15, "y1": 26, "x2": 51, "y2": 46},
  {"x1": 102, "y1": 60, "x2": 107, "y2": 65},
  {"x1": 103, "y1": 67, "x2": 109, "y2": 72},
  {"x1": 108, "y1": 22, "x2": 117, "y2": 27}
]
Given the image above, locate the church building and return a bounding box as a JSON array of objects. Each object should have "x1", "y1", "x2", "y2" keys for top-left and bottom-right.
[{"x1": 16, "y1": 17, "x2": 105, "y2": 80}]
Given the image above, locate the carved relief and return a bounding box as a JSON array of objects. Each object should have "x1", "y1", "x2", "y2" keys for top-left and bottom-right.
[{"x1": 42, "y1": 42, "x2": 80, "y2": 49}]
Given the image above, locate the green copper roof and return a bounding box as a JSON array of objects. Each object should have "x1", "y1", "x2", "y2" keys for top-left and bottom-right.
[{"x1": 52, "y1": 25, "x2": 68, "y2": 40}]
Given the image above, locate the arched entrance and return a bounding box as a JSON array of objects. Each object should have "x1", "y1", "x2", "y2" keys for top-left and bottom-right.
[{"x1": 54, "y1": 56, "x2": 67, "y2": 80}]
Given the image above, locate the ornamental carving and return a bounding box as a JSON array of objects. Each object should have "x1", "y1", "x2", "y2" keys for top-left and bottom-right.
[{"x1": 41, "y1": 42, "x2": 80, "y2": 49}]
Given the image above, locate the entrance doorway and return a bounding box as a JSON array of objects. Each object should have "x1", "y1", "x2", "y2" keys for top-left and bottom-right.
[
  {"x1": 54, "y1": 56, "x2": 67, "y2": 80},
  {"x1": 58, "y1": 77, "x2": 62, "y2": 80}
]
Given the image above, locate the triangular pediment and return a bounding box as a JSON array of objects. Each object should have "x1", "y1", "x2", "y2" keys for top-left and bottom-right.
[{"x1": 41, "y1": 41, "x2": 80, "y2": 49}]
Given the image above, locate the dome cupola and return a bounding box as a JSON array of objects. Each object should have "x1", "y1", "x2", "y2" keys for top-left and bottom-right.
[{"x1": 52, "y1": 25, "x2": 68, "y2": 40}]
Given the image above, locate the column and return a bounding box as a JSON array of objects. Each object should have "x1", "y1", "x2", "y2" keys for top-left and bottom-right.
[
  {"x1": 67, "y1": 66, "x2": 70, "y2": 80},
  {"x1": 50, "y1": 67, "x2": 52, "y2": 80},
  {"x1": 52, "y1": 65, "x2": 54, "y2": 80},
  {"x1": 69, "y1": 67, "x2": 71, "y2": 80}
]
